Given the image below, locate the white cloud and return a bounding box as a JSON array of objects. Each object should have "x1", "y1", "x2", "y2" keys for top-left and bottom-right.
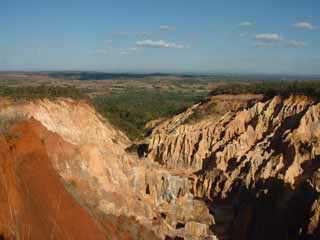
[
  {"x1": 255, "y1": 42, "x2": 274, "y2": 47},
  {"x1": 113, "y1": 32, "x2": 151, "y2": 37},
  {"x1": 119, "y1": 47, "x2": 139, "y2": 55},
  {"x1": 120, "y1": 51, "x2": 129, "y2": 55},
  {"x1": 160, "y1": 25, "x2": 175, "y2": 31},
  {"x1": 292, "y1": 22, "x2": 316, "y2": 30},
  {"x1": 136, "y1": 40, "x2": 185, "y2": 49},
  {"x1": 96, "y1": 49, "x2": 109, "y2": 55},
  {"x1": 284, "y1": 40, "x2": 305, "y2": 48},
  {"x1": 255, "y1": 33, "x2": 283, "y2": 41},
  {"x1": 96, "y1": 46, "x2": 139, "y2": 56},
  {"x1": 240, "y1": 21, "x2": 254, "y2": 27},
  {"x1": 129, "y1": 47, "x2": 138, "y2": 51}
]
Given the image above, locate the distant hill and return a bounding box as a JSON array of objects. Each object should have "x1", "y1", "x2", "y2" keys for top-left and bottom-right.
[{"x1": 48, "y1": 72, "x2": 177, "y2": 80}]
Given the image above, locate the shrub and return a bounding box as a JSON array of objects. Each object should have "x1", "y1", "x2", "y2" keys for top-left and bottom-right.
[
  {"x1": 209, "y1": 80, "x2": 320, "y2": 100},
  {"x1": 0, "y1": 113, "x2": 26, "y2": 137}
]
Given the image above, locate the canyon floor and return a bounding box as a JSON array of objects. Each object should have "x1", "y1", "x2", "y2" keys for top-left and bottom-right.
[{"x1": 0, "y1": 74, "x2": 320, "y2": 240}]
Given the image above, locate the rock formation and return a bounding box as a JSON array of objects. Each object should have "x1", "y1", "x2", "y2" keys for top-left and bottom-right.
[
  {"x1": 0, "y1": 98, "x2": 216, "y2": 240},
  {"x1": 0, "y1": 119, "x2": 145, "y2": 240},
  {"x1": 146, "y1": 95, "x2": 320, "y2": 240},
  {"x1": 0, "y1": 94, "x2": 320, "y2": 240},
  {"x1": 148, "y1": 94, "x2": 264, "y2": 171}
]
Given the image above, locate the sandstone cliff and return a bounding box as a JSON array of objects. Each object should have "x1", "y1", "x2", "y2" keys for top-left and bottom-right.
[
  {"x1": 0, "y1": 98, "x2": 216, "y2": 240},
  {"x1": 148, "y1": 94, "x2": 264, "y2": 171},
  {"x1": 0, "y1": 119, "x2": 141, "y2": 240},
  {"x1": 146, "y1": 95, "x2": 320, "y2": 240}
]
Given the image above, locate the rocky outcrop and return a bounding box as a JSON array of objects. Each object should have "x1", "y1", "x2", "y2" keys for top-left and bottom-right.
[
  {"x1": 148, "y1": 94, "x2": 263, "y2": 171},
  {"x1": 0, "y1": 119, "x2": 137, "y2": 240},
  {"x1": 0, "y1": 98, "x2": 217, "y2": 240},
  {"x1": 146, "y1": 95, "x2": 320, "y2": 240},
  {"x1": 2, "y1": 94, "x2": 320, "y2": 240}
]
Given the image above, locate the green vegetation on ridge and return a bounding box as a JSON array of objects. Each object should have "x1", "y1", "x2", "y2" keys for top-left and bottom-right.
[
  {"x1": 0, "y1": 86, "x2": 86, "y2": 100},
  {"x1": 1, "y1": 78, "x2": 320, "y2": 140},
  {"x1": 0, "y1": 85, "x2": 205, "y2": 140},
  {"x1": 92, "y1": 90, "x2": 205, "y2": 140},
  {"x1": 210, "y1": 80, "x2": 320, "y2": 100}
]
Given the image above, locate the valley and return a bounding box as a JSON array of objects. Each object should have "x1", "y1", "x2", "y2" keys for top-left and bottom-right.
[{"x1": 0, "y1": 72, "x2": 320, "y2": 239}]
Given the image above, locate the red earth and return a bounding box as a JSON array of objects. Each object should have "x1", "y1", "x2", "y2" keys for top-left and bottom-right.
[{"x1": 0, "y1": 119, "x2": 147, "y2": 240}]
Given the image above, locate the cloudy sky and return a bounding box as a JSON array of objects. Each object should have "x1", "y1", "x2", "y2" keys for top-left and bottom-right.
[{"x1": 0, "y1": 0, "x2": 319, "y2": 74}]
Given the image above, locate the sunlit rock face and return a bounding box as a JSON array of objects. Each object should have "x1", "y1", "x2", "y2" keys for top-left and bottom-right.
[
  {"x1": 148, "y1": 95, "x2": 318, "y2": 195},
  {"x1": 147, "y1": 95, "x2": 320, "y2": 240},
  {"x1": 0, "y1": 119, "x2": 149, "y2": 240},
  {"x1": 0, "y1": 98, "x2": 216, "y2": 240},
  {"x1": 148, "y1": 94, "x2": 264, "y2": 171}
]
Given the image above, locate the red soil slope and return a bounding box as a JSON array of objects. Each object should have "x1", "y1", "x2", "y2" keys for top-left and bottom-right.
[{"x1": 0, "y1": 119, "x2": 128, "y2": 240}]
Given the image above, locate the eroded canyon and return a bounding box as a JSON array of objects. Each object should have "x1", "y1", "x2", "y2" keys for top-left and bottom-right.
[{"x1": 0, "y1": 94, "x2": 319, "y2": 240}]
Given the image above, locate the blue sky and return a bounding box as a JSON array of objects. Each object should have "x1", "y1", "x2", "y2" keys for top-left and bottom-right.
[{"x1": 1, "y1": 0, "x2": 319, "y2": 74}]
